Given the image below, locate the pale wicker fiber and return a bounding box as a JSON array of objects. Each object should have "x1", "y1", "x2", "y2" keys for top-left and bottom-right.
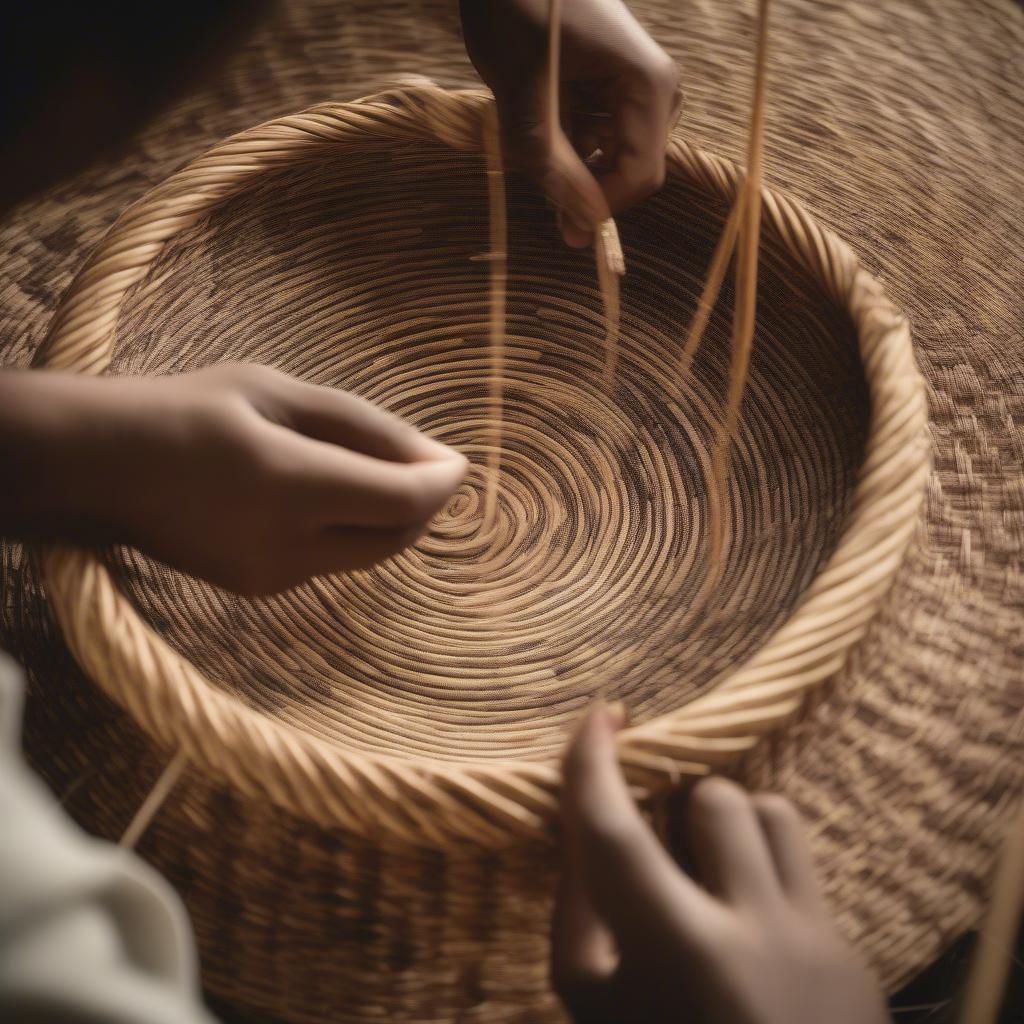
[
  {"x1": 23, "y1": 80, "x2": 927, "y2": 1018},
  {"x1": 35, "y1": 82, "x2": 925, "y2": 846},
  {"x1": 3, "y1": 2, "x2": 1023, "y2": 1021}
]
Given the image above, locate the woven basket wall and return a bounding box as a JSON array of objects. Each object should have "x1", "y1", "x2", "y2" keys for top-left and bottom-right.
[{"x1": 33, "y1": 85, "x2": 927, "y2": 1022}]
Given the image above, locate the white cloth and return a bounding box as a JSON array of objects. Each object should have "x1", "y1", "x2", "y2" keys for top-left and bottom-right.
[{"x1": 0, "y1": 652, "x2": 216, "y2": 1023}]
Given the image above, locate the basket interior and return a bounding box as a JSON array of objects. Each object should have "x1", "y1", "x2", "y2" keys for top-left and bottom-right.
[{"x1": 104, "y1": 137, "x2": 869, "y2": 763}]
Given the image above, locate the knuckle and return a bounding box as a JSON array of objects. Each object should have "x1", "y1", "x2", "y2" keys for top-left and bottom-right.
[
  {"x1": 217, "y1": 360, "x2": 281, "y2": 400},
  {"x1": 215, "y1": 404, "x2": 266, "y2": 462},
  {"x1": 646, "y1": 51, "x2": 681, "y2": 95}
]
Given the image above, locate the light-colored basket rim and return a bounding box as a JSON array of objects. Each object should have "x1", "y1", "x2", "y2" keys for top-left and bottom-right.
[{"x1": 35, "y1": 85, "x2": 930, "y2": 849}]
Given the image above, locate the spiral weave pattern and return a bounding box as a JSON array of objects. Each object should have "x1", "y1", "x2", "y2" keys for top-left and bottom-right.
[{"x1": 35, "y1": 85, "x2": 928, "y2": 848}]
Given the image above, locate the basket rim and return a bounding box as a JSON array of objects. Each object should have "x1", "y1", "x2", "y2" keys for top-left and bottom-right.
[{"x1": 35, "y1": 85, "x2": 930, "y2": 849}]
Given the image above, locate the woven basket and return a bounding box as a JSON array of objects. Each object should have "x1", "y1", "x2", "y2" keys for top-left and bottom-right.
[{"x1": 35, "y1": 85, "x2": 928, "y2": 1020}]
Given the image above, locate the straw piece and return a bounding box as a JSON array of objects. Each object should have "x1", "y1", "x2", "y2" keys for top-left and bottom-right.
[
  {"x1": 548, "y1": 0, "x2": 624, "y2": 381},
  {"x1": 483, "y1": 0, "x2": 624, "y2": 522},
  {"x1": 680, "y1": 194, "x2": 743, "y2": 376},
  {"x1": 595, "y1": 218, "x2": 624, "y2": 379},
  {"x1": 706, "y1": 0, "x2": 771, "y2": 565},
  {"x1": 957, "y1": 801, "x2": 1024, "y2": 1024},
  {"x1": 34, "y1": 85, "x2": 927, "y2": 855},
  {"x1": 481, "y1": 106, "x2": 507, "y2": 531},
  {"x1": 120, "y1": 748, "x2": 187, "y2": 850}
]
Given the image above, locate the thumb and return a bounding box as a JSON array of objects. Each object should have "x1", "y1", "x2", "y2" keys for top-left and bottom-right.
[
  {"x1": 543, "y1": 132, "x2": 611, "y2": 248},
  {"x1": 275, "y1": 425, "x2": 468, "y2": 529},
  {"x1": 553, "y1": 828, "x2": 618, "y2": 1016},
  {"x1": 496, "y1": 89, "x2": 610, "y2": 248},
  {"x1": 552, "y1": 706, "x2": 622, "y2": 1018},
  {"x1": 561, "y1": 705, "x2": 720, "y2": 963}
]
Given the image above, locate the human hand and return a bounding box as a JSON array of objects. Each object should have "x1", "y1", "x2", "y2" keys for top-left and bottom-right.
[
  {"x1": 0, "y1": 364, "x2": 467, "y2": 595},
  {"x1": 553, "y1": 706, "x2": 890, "y2": 1024},
  {"x1": 460, "y1": 0, "x2": 681, "y2": 247}
]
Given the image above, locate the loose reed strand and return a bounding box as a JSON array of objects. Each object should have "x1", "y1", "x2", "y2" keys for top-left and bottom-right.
[
  {"x1": 35, "y1": 83, "x2": 930, "y2": 859},
  {"x1": 680, "y1": 194, "x2": 744, "y2": 376},
  {"x1": 120, "y1": 748, "x2": 187, "y2": 850},
  {"x1": 482, "y1": 104, "x2": 508, "y2": 531},
  {"x1": 547, "y1": 0, "x2": 623, "y2": 380},
  {"x1": 596, "y1": 218, "x2": 624, "y2": 379},
  {"x1": 957, "y1": 801, "x2": 1024, "y2": 1024},
  {"x1": 708, "y1": 0, "x2": 770, "y2": 564}
]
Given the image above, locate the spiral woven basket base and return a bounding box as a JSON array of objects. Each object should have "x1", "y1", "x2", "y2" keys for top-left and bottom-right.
[
  {"x1": 43, "y1": 137, "x2": 877, "y2": 1024},
  {"x1": 23, "y1": 79, "x2": 924, "y2": 1018},
  {"x1": 4, "y1": 2, "x2": 1022, "y2": 1021},
  {"x1": 19, "y1": 74, "x2": 932, "y2": 1020},
  {"x1": 102, "y1": 142, "x2": 867, "y2": 774}
]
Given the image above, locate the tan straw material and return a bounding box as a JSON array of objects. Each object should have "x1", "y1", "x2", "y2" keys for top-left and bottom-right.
[
  {"x1": 3, "y1": 1, "x2": 1022, "y2": 1020},
  {"x1": 33, "y1": 82, "x2": 926, "y2": 849}
]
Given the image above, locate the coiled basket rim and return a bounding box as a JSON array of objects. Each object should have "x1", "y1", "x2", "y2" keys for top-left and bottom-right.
[{"x1": 34, "y1": 85, "x2": 930, "y2": 849}]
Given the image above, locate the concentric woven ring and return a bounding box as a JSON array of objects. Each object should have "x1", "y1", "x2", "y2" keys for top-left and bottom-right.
[{"x1": 34, "y1": 85, "x2": 930, "y2": 848}]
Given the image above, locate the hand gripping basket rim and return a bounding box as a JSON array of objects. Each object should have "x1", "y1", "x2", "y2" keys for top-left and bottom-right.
[{"x1": 34, "y1": 85, "x2": 930, "y2": 850}]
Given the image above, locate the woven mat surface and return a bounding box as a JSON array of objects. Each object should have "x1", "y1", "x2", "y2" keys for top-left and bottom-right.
[{"x1": 2, "y1": 0, "x2": 1022, "y2": 997}]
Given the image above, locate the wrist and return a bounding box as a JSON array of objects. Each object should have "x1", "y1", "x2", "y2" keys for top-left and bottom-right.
[{"x1": 0, "y1": 370, "x2": 153, "y2": 545}]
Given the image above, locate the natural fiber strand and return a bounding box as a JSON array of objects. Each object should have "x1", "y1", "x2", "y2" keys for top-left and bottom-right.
[
  {"x1": 595, "y1": 218, "x2": 625, "y2": 380},
  {"x1": 481, "y1": 104, "x2": 507, "y2": 531},
  {"x1": 31, "y1": 83, "x2": 929, "y2": 855},
  {"x1": 680, "y1": 194, "x2": 743, "y2": 375},
  {"x1": 547, "y1": 0, "x2": 623, "y2": 379},
  {"x1": 483, "y1": 0, "x2": 623, "y2": 521},
  {"x1": 707, "y1": 0, "x2": 771, "y2": 564},
  {"x1": 13, "y1": 0, "x2": 1014, "y2": 1011},
  {"x1": 957, "y1": 801, "x2": 1024, "y2": 1024},
  {"x1": 120, "y1": 748, "x2": 187, "y2": 849}
]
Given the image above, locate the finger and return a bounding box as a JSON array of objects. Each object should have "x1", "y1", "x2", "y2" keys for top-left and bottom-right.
[
  {"x1": 597, "y1": 62, "x2": 679, "y2": 215},
  {"x1": 307, "y1": 522, "x2": 427, "y2": 575},
  {"x1": 752, "y1": 793, "x2": 825, "y2": 915},
  {"x1": 243, "y1": 523, "x2": 427, "y2": 594},
  {"x1": 551, "y1": 861, "x2": 618, "y2": 1019},
  {"x1": 270, "y1": 424, "x2": 468, "y2": 529},
  {"x1": 494, "y1": 82, "x2": 609, "y2": 247},
  {"x1": 256, "y1": 373, "x2": 459, "y2": 465},
  {"x1": 562, "y1": 705, "x2": 720, "y2": 961},
  {"x1": 684, "y1": 777, "x2": 785, "y2": 909},
  {"x1": 546, "y1": 131, "x2": 609, "y2": 247}
]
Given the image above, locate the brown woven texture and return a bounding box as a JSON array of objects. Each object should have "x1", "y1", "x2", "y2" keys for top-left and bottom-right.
[{"x1": 1, "y1": 2, "x2": 1022, "y2": 1022}]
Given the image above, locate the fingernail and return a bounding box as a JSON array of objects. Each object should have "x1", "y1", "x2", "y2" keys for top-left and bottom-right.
[
  {"x1": 418, "y1": 452, "x2": 469, "y2": 489},
  {"x1": 605, "y1": 700, "x2": 627, "y2": 728},
  {"x1": 600, "y1": 699, "x2": 628, "y2": 730},
  {"x1": 420, "y1": 436, "x2": 466, "y2": 462}
]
